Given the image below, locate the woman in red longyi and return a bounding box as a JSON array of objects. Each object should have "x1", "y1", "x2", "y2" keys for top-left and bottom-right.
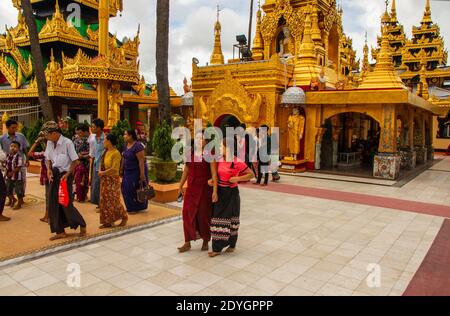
[{"x1": 177, "y1": 137, "x2": 218, "y2": 253}]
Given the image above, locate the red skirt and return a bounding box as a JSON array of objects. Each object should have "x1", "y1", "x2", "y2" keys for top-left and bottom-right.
[{"x1": 182, "y1": 180, "x2": 212, "y2": 242}]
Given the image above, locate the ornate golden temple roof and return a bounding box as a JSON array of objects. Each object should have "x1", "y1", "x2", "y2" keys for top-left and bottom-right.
[
  {"x1": 0, "y1": 0, "x2": 157, "y2": 104},
  {"x1": 359, "y1": 26, "x2": 406, "y2": 90},
  {"x1": 12, "y1": 0, "x2": 123, "y2": 17}
]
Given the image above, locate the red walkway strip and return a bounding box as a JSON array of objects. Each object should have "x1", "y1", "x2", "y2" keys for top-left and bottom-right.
[
  {"x1": 242, "y1": 183, "x2": 450, "y2": 218},
  {"x1": 403, "y1": 219, "x2": 450, "y2": 296}
]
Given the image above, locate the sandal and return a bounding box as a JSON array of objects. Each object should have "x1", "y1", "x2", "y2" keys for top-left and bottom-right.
[
  {"x1": 49, "y1": 233, "x2": 67, "y2": 241},
  {"x1": 178, "y1": 243, "x2": 191, "y2": 253}
]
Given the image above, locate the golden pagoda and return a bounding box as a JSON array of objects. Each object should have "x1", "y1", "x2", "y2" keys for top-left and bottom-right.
[
  {"x1": 371, "y1": 0, "x2": 450, "y2": 153},
  {"x1": 191, "y1": 0, "x2": 438, "y2": 180},
  {"x1": 372, "y1": 0, "x2": 406, "y2": 68},
  {"x1": 0, "y1": 0, "x2": 180, "y2": 129}
]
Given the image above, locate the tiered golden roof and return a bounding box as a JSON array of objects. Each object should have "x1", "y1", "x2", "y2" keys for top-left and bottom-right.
[
  {"x1": 12, "y1": 0, "x2": 123, "y2": 17},
  {"x1": 372, "y1": 0, "x2": 406, "y2": 68},
  {"x1": 0, "y1": 0, "x2": 155, "y2": 106},
  {"x1": 0, "y1": 1, "x2": 139, "y2": 59},
  {"x1": 359, "y1": 26, "x2": 406, "y2": 90}
]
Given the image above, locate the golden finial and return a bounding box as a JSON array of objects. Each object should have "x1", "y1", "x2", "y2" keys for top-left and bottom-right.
[
  {"x1": 361, "y1": 31, "x2": 370, "y2": 79},
  {"x1": 421, "y1": 0, "x2": 432, "y2": 25},
  {"x1": 391, "y1": 0, "x2": 397, "y2": 22},
  {"x1": 311, "y1": 0, "x2": 322, "y2": 42},
  {"x1": 252, "y1": 0, "x2": 264, "y2": 60},
  {"x1": 216, "y1": 3, "x2": 221, "y2": 23},
  {"x1": 381, "y1": 0, "x2": 391, "y2": 24},
  {"x1": 210, "y1": 3, "x2": 224, "y2": 65}
]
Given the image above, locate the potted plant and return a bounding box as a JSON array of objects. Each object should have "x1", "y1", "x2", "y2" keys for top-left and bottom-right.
[
  {"x1": 151, "y1": 121, "x2": 177, "y2": 183},
  {"x1": 110, "y1": 119, "x2": 131, "y2": 151}
]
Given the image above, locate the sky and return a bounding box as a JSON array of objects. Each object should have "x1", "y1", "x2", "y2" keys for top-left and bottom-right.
[{"x1": 1, "y1": 0, "x2": 450, "y2": 95}]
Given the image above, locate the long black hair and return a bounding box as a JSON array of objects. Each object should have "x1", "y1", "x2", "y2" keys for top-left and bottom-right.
[
  {"x1": 223, "y1": 136, "x2": 238, "y2": 168},
  {"x1": 106, "y1": 133, "x2": 118, "y2": 147},
  {"x1": 125, "y1": 129, "x2": 138, "y2": 142}
]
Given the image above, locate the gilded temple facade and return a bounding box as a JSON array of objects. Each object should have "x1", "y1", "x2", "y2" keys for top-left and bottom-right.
[
  {"x1": 0, "y1": 0, "x2": 180, "y2": 128},
  {"x1": 191, "y1": 0, "x2": 438, "y2": 180},
  {"x1": 373, "y1": 0, "x2": 450, "y2": 151}
]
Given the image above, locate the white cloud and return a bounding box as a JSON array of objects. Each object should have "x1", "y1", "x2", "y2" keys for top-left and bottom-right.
[{"x1": 1, "y1": 0, "x2": 449, "y2": 95}]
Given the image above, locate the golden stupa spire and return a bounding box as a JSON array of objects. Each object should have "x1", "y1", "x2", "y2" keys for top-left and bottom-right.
[
  {"x1": 421, "y1": 0, "x2": 433, "y2": 25},
  {"x1": 390, "y1": 0, "x2": 398, "y2": 23},
  {"x1": 381, "y1": 0, "x2": 391, "y2": 24},
  {"x1": 55, "y1": 0, "x2": 61, "y2": 17},
  {"x1": 311, "y1": 0, "x2": 322, "y2": 42},
  {"x1": 361, "y1": 31, "x2": 370, "y2": 79},
  {"x1": 210, "y1": 4, "x2": 225, "y2": 65},
  {"x1": 358, "y1": 26, "x2": 405, "y2": 89},
  {"x1": 292, "y1": 9, "x2": 321, "y2": 86},
  {"x1": 252, "y1": 0, "x2": 264, "y2": 60}
]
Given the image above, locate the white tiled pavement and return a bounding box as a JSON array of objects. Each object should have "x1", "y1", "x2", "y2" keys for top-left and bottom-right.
[{"x1": 0, "y1": 159, "x2": 448, "y2": 296}]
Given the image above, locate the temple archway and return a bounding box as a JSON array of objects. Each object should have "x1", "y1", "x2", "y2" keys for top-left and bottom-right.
[{"x1": 320, "y1": 112, "x2": 380, "y2": 176}]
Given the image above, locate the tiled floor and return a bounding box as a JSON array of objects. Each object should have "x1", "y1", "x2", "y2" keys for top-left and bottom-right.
[{"x1": 0, "y1": 158, "x2": 448, "y2": 296}]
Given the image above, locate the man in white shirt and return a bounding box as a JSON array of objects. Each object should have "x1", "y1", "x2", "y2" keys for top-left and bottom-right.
[{"x1": 43, "y1": 121, "x2": 87, "y2": 241}]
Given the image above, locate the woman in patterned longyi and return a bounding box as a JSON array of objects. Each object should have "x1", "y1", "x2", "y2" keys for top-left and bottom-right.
[
  {"x1": 98, "y1": 134, "x2": 128, "y2": 229},
  {"x1": 209, "y1": 137, "x2": 255, "y2": 258}
]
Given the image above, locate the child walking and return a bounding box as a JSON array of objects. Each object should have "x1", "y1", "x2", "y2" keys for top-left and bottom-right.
[{"x1": 4, "y1": 141, "x2": 25, "y2": 210}]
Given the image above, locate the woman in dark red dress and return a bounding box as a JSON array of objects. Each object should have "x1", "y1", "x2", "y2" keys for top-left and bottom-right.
[{"x1": 177, "y1": 138, "x2": 218, "y2": 253}]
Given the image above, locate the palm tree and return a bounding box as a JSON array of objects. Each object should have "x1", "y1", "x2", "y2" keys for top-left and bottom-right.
[
  {"x1": 22, "y1": 0, "x2": 53, "y2": 120},
  {"x1": 156, "y1": 0, "x2": 171, "y2": 124},
  {"x1": 248, "y1": 0, "x2": 254, "y2": 51}
]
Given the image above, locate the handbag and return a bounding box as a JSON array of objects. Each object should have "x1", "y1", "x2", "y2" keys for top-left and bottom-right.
[
  {"x1": 58, "y1": 179, "x2": 70, "y2": 208},
  {"x1": 137, "y1": 181, "x2": 156, "y2": 203}
]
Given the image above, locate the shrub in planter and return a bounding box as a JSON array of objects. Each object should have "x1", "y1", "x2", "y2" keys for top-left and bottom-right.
[
  {"x1": 22, "y1": 119, "x2": 44, "y2": 151},
  {"x1": 151, "y1": 121, "x2": 177, "y2": 183},
  {"x1": 110, "y1": 119, "x2": 131, "y2": 151}
]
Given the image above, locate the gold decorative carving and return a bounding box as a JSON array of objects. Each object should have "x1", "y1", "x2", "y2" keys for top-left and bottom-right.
[
  {"x1": 260, "y1": 0, "x2": 305, "y2": 50},
  {"x1": 107, "y1": 81, "x2": 123, "y2": 129},
  {"x1": 46, "y1": 49, "x2": 82, "y2": 90},
  {"x1": 132, "y1": 75, "x2": 147, "y2": 97},
  {"x1": 204, "y1": 71, "x2": 263, "y2": 124}
]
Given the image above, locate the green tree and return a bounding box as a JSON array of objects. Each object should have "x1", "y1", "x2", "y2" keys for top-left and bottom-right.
[{"x1": 152, "y1": 121, "x2": 174, "y2": 162}]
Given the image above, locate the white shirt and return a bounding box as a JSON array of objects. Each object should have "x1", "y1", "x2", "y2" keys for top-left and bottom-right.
[
  {"x1": 88, "y1": 133, "x2": 96, "y2": 158},
  {"x1": 0, "y1": 147, "x2": 5, "y2": 172},
  {"x1": 45, "y1": 135, "x2": 79, "y2": 173}
]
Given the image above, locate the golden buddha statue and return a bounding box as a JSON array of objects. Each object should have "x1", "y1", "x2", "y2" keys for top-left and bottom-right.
[
  {"x1": 286, "y1": 107, "x2": 305, "y2": 161},
  {"x1": 46, "y1": 50, "x2": 61, "y2": 88},
  {"x1": 132, "y1": 75, "x2": 146, "y2": 97},
  {"x1": 107, "y1": 82, "x2": 123, "y2": 128},
  {"x1": 2, "y1": 112, "x2": 10, "y2": 134}
]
